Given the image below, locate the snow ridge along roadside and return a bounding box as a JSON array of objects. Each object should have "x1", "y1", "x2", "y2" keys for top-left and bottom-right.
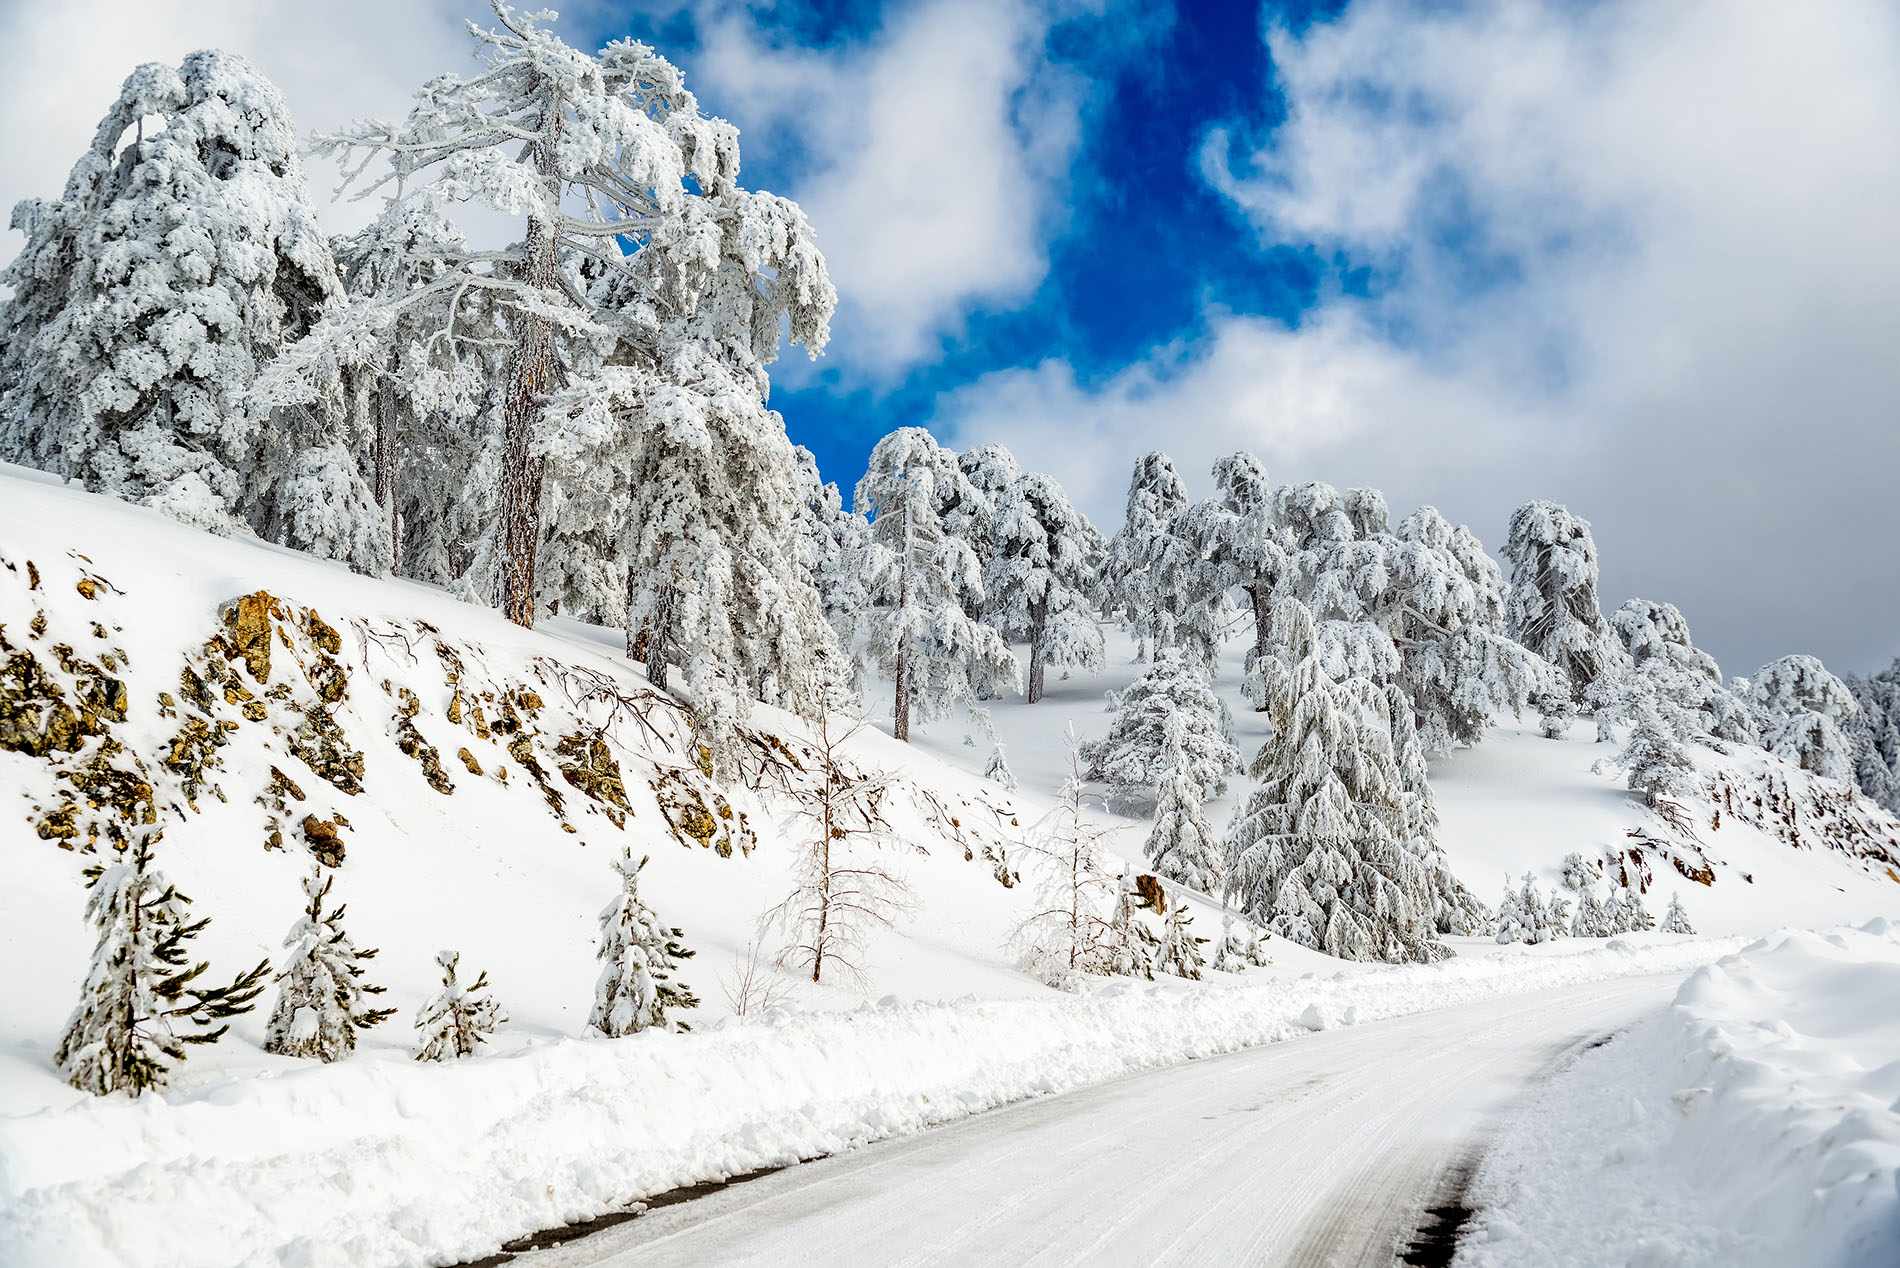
[
  {"x1": 1459, "y1": 919, "x2": 1900, "y2": 1268},
  {"x1": 1, "y1": 936, "x2": 1737, "y2": 1268}
]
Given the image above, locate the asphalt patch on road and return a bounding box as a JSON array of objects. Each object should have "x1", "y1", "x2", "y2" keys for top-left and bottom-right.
[{"x1": 458, "y1": 1164, "x2": 789, "y2": 1266}]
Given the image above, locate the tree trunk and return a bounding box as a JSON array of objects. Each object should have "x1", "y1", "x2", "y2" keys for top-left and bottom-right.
[
  {"x1": 893, "y1": 644, "x2": 910, "y2": 742},
  {"x1": 496, "y1": 98, "x2": 563, "y2": 629},
  {"x1": 373, "y1": 389, "x2": 400, "y2": 573},
  {"x1": 1248, "y1": 582, "x2": 1272, "y2": 711},
  {"x1": 1026, "y1": 599, "x2": 1049, "y2": 704},
  {"x1": 647, "y1": 574, "x2": 673, "y2": 692}
]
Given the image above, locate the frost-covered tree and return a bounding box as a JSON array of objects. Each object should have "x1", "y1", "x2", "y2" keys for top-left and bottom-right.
[
  {"x1": 1604, "y1": 598, "x2": 1755, "y2": 745},
  {"x1": 1223, "y1": 597, "x2": 1448, "y2": 963},
  {"x1": 1845, "y1": 660, "x2": 1900, "y2": 812},
  {"x1": 1502, "y1": 500, "x2": 1627, "y2": 703},
  {"x1": 1494, "y1": 879, "x2": 1528, "y2": 945},
  {"x1": 948, "y1": 443, "x2": 1018, "y2": 615},
  {"x1": 1660, "y1": 892, "x2": 1695, "y2": 935},
  {"x1": 413, "y1": 950, "x2": 504, "y2": 1061},
  {"x1": 773, "y1": 715, "x2": 913, "y2": 984},
  {"x1": 299, "y1": 6, "x2": 832, "y2": 628},
  {"x1": 1082, "y1": 648, "x2": 1238, "y2": 813},
  {"x1": 1156, "y1": 900, "x2": 1208, "y2": 980},
  {"x1": 1570, "y1": 887, "x2": 1610, "y2": 938},
  {"x1": 987, "y1": 473, "x2": 1105, "y2": 703},
  {"x1": 1013, "y1": 728, "x2": 1117, "y2": 989},
  {"x1": 0, "y1": 52, "x2": 381, "y2": 568},
  {"x1": 1102, "y1": 873, "x2": 1160, "y2": 980},
  {"x1": 1600, "y1": 695, "x2": 1699, "y2": 808},
  {"x1": 1748, "y1": 654, "x2": 1859, "y2": 783},
  {"x1": 856, "y1": 428, "x2": 1018, "y2": 741},
  {"x1": 264, "y1": 867, "x2": 395, "y2": 1061},
  {"x1": 1212, "y1": 912, "x2": 1271, "y2": 972},
  {"x1": 1144, "y1": 710, "x2": 1227, "y2": 892},
  {"x1": 1609, "y1": 887, "x2": 1655, "y2": 933},
  {"x1": 972, "y1": 708, "x2": 1018, "y2": 791},
  {"x1": 794, "y1": 448, "x2": 879, "y2": 703},
  {"x1": 1103, "y1": 452, "x2": 1192, "y2": 660},
  {"x1": 592, "y1": 851, "x2": 698, "y2": 1035},
  {"x1": 57, "y1": 832, "x2": 269, "y2": 1095}
]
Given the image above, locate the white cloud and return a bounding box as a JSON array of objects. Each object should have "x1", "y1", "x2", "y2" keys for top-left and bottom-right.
[
  {"x1": 945, "y1": 0, "x2": 1900, "y2": 674},
  {"x1": 692, "y1": 0, "x2": 1096, "y2": 375}
]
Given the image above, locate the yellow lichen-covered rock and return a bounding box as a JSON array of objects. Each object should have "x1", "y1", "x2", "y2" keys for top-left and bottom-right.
[
  {"x1": 457, "y1": 746, "x2": 483, "y2": 776},
  {"x1": 290, "y1": 708, "x2": 365, "y2": 796},
  {"x1": 222, "y1": 591, "x2": 279, "y2": 684},
  {"x1": 556, "y1": 732, "x2": 632, "y2": 826},
  {"x1": 304, "y1": 609, "x2": 342, "y2": 655}
]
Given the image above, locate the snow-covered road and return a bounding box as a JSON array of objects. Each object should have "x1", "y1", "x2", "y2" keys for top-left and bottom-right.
[{"x1": 513, "y1": 975, "x2": 1680, "y2": 1267}]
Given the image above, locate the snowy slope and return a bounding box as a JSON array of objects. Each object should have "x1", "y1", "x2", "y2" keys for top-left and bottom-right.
[
  {"x1": 906, "y1": 632, "x2": 1900, "y2": 940},
  {"x1": 2, "y1": 464, "x2": 1898, "y2": 1266}
]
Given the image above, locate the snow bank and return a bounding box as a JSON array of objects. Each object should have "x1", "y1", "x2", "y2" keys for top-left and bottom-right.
[
  {"x1": 1460, "y1": 919, "x2": 1900, "y2": 1267},
  {"x1": 0, "y1": 936, "x2": 1737, "y2": 1268}
]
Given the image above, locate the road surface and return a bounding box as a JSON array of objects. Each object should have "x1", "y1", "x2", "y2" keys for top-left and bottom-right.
[{"x1": 509, "y1": 975, "x2": 1677, "y2": 1267}]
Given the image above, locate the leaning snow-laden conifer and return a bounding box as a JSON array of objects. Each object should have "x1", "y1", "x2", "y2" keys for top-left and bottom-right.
[
  {"x1": 1223, "y1": 596, "x2": 1449, "y2": 963},
  {"x1": 413, "y1": 950, "x2": 504, "y2": 1061},
  {"x1": 57, "y1": 831, "x2": 269, "y2": 1095},
  {"x1": 986, "y1": 473, "x2": 1105, "y2": 703},
  {"x1": 772, "y1": 714, "x2": 914, "y2": 984},
  {"x1": 298, "y1": 4, "x2": 834, "y2": 629},
  {"x1": 264, "y1": 866, "x2": 395, "y2": 1061},
  {"x1": 1660, "y1": 892, "x2": 1695, "y2": 935},
  {"x1": 1143, "y1": 710, "x2": 1227, "y2": 892},
  {"x1": 1157, "y1": 899, "x2": 1208, "y2": 980},
  {"x1": 592, "y1": 851, "x2": 698, "y2": 1036},
  {"x1": 1104, "y1": 452, "x2": 1192, "y2": 661},
  {"x1": 1501, "y1": 500, "x2": 1627, "y2": 704},
  {"x1": 857, "y1": 428, "x2": 1019, "y2": 740},
  {"x1": 1013, "y1": 727, "x2": 1118, "y2": 989},
  {"x1": 1083, "y1": 648, "x2": 1239, "y2": 814},
  {"x1": 0, "y1": 52, "x2": 380, "y2": 568},
  {"x1": 1748, "y1": 654, "x2": 1860, "y2": 784}
]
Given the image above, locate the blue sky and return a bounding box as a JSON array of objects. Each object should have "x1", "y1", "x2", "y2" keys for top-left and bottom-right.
[{"x1": 594, "y1": 0, "x2": 1345, "y2": 499}]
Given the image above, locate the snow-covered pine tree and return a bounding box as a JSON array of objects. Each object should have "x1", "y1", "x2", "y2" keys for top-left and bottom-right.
[
  {"x1": 0, "y1": 52, "x2": 381, "y2": 569},
  {"x1": 772, "y1": 714, "x2": 913, "y2": 984},
  {"x1": 1845, "y1": 660, "x2": 1900, "y2": 812},
  {"x1": 1602, "y1": 694, "x2": 1699, "y2": 808},
  {"x1": 1143, "y1": 710, "x2": 1227, "y2": 892},
  {"x1": 973, "y1": 708, "x2": 1018, "y2": 791},
  {"x1": 986, "y1": 473, "x2": 1105, "y2": 703},
  {"x1": 1013, "y1": 727, "x2": 1118, "y2": 989},
  {"x1": 1102, "y1": 873, "x2": 1160, "y2": 980},
  {"x1": 592, "y1": 851, "x2": 698, "y2": 1036},
  {"x1": 1501, "y1": 500, "x2": 1628, "y2": 705},
  {"x1": 1748, "y1": 654, "x2": 1860, "y2": 783},
  {"x1": 1157, "y1": 900, "x2": 1208, "y2": 980},
  {"x1": 1546, "y1": 890, "x2": 1572, "y2": 940},
  {"x1": 1570, "y1": 887, "x2": 1609, "y2": 938},
  {"x1": 947, "y1": 443, "x2": 1018, "y2": 621},
  {"x1": 1604, "y1": 598, "x2": 1756, "y2": 745},
  {"x1": 1212, "y1": 912, "x2": 1270, "y2": 971},
  {"x1": 1081, "y1": 647, "x2": 1238, "y2": 813},
  {"x1": 795, "y1": 448, "x2": 879, "y2": 706},
  {"x1": 1494, "y1": 878, "x2": 1527, "y2": 944},
  {"x1": 303, "y1": 7, "x2": 833, "y2": 628},
  {"x1": 1517, "y1": 872, "x2": 1550, "y2": 945},
  {"x1": 1223, "y1": 596, "x2": 1448, "y2": 963},
  {"x1": 412, "y1": 950, "x2": 504, "y2": 1061},
  {"x1": 1660, "y1": 892, "x2": 1695, "y2": 935},
  {"x1": 57, "y1": 831, "x2": 269, "y2": 1095},
  {"x1": 1104, "y1": 452, "x2": 1192, "y2": 661},
  {"x1": 1605, "y1": 887, "x2": 1654, "y2": 934},
  {"x1": 856, "y1": 428, "x2": 1018, "y2": 741},
  {"x1": 264, "y1": 866, "x2": 395, "y2": 1061}
]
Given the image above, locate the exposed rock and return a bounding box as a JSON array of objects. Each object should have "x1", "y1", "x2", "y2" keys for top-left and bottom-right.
[{"x1": 301, "y1": 814, "x2": 346, "y2": 868}]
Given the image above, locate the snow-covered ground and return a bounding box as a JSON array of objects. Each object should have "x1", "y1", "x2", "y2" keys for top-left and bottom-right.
[
  {"x1": 1459, "y1": 918, "x2": 1900, "y2": 1268},
  {"x1": 3, "y1": 465, "x2": 1898, "y2": 1267}
]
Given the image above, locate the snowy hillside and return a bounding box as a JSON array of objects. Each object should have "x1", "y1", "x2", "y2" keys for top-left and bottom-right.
[{"x1": 2, "y1": 464, "x2": 1898, "y2": 1265}]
